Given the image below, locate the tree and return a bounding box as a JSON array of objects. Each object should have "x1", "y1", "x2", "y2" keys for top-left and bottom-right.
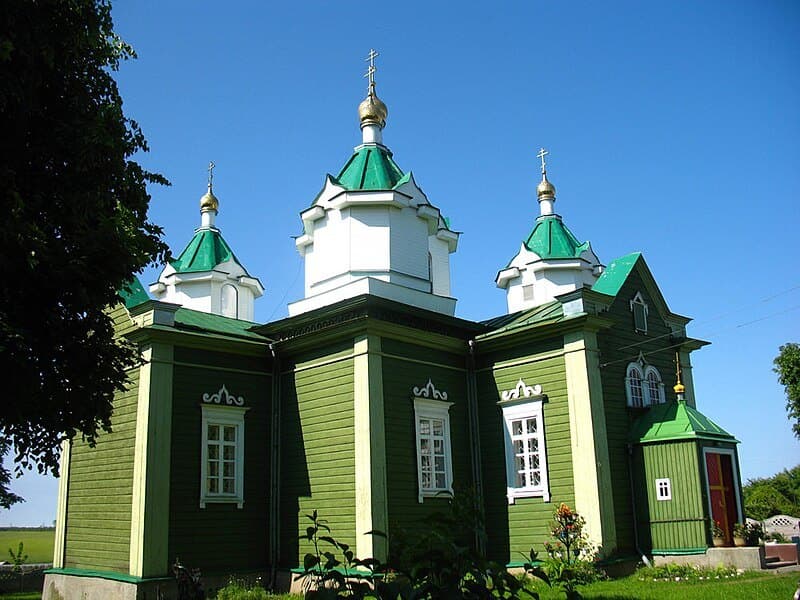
[
  {"x1": 774, "y1": 343, "x2": 800, "y2": 439},
  {"x1": 0, "y1": 0, "x2": 169, "y2": 504},
  {"x1": 743, "y1": 465, "x2": 800, "y2": 521}
]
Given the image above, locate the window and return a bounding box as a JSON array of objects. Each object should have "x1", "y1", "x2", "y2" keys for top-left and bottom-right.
[
  {"x1": 630, "y1": 292, "x2": 648, "y2": 333},
  {"x1": 221, "y1": 284, "x2": 238, "y2": 319},
  {"x1": 626, "y1": 361, "x2": 665, "y2": 407},
  {"x1": 200, "y1": 404, "x2": 247, "y2": 508},
  {"x1": 523, "y1": 285, "x2": 534, "y2": 302},
  {"x1": 655, "y1": 478, "x2": 672, "y2": 501},
  {"x1": 500, "y1": 399, "x2": 550, "y2": 504},
  {"x1": 625, "y1": 364, "x2": 645, "y2": 407},
  {"x1": 413, "y1": 397, "x2": 454, "y2": 502},
  {"x1": 645, "y1": 367, "x2": 665, "y2": 405}
]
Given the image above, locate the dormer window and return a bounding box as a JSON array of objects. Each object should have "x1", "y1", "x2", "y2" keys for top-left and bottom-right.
[
  {"x1": 630, "y1": 292, "x2": 648, "y2": 333},
  {"x1": 626, "y1": 358, "x2": 665, "y2": 407}
]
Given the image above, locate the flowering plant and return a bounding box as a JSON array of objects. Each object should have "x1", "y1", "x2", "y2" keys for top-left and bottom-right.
[{"x1": 710, "y1": 520, "x2": 724, "y2": 538}]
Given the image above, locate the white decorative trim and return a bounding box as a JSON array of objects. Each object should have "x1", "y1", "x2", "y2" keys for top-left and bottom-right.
[
  {"x1": 202, "y1": 384, "x2": 245, "y2": 406},
  {"x1": 413, "y1": 397, "x2": 454, "y2": 503},
  {"x1": 501, "y1": 378, "x2": 543, "y2": 402},
  {"x1": 412, "y1": 379, "x2": 448, "y2": 401},
  {"x1": 500, "y1": 399, "x2": 550, "y2": 504},
  {"x1": 200, "y1": 404, "x2": 249, "y2": 509}
]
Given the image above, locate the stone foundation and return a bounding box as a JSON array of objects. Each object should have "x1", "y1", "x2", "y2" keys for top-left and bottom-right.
[{"x1": 653, "y1": 546, "x2": 766, "y2": 571}]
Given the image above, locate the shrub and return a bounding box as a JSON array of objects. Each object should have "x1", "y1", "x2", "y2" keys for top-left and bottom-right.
[
  {"x1": 636, "y1": 563, "x2": 741, "y2": 581},
  {"x1": 216, "y1": 576, "x2": 270, "y2": 600}
]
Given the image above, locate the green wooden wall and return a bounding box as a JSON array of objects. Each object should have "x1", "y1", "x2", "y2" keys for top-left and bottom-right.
[
  {"x1": 596, "y1": 266, "x2": 681, "y2": 553},
  {"x1": 168, "y1": 346, "x2": 271, "y2": 572},
  {"x1": 637, "y1": 441, "x2": 706, "y2": 553},
  {"x1": 279, "y1": 344, "x2": 356, "y2": 567},
  {"x1": 477, "y1": 337, "x2": 574, "y2": 563},
  {"x1": 381, "y1": 338, "x2": 471, "y2": 538},
  {"x1": 64, "y1": 360, "x2": 138, "y2": 572}
]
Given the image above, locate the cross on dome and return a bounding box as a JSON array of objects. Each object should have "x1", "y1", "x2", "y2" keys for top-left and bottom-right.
[
  {"x1": 207, "y1": 161, "x2": 216, "y2": 191},
  {"x1": 537, "y1": 147, "x2": 549, "y2": 175},
  {"x1": 364, "y1": 48, "x2": 379, "y2": 92}
]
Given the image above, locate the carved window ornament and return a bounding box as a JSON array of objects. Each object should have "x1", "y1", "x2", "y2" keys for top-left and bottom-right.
[
  {"x1": 625, "y1": 353, "x2": 664, "y2": 407},
  {"x1": 412, "y1": 379, "x2": 448, "y2": 401},
  {"x1": 202, "y1": 384, "x2": 245, "y2": 406},
  {"x1": 498, "y1": 379, "x2": 550, "y2": 504}
]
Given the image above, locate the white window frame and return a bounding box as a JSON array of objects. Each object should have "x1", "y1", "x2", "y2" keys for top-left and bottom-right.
[
  {"x1": 413, "y1": 397, "x2": 454, "y2": 503},
  {"x1": 644, "y1": 366, "x2": 665, "y2": 405},
  {"x1": 500, "y1": 398, "x2": 550, "y2": 504},
  {"x1": 655, "y1": 478, "x2": 672, "y2": 501},
  {"x1": 200, "y1": 404, "x2": 248, "y2": 508},
  {"x1": 630, "y1": 291, "x2": 649, "y2": 333},
  {"x1": 625, "y1": 363, "x2": 646, "y2": 407}
]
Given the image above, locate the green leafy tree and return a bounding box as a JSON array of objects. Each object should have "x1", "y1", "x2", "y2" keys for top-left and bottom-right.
[
  {"x1": 743, "y1": 465, "x2": 800, "y2": 521},
  {"x1": 774, "y1": 343, "x2": 800, "y2": 439},
  {"x1": 0, "y1": 0, "x2": 169, "y2": 505}
]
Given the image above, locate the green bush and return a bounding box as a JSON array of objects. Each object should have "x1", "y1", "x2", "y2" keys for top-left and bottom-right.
[
  {"x1": 215, "y1": 577, "x2": 271, "y2": 600},
  {"x1": 636, "y1": 563, "x2": 741, "y2": 581}
]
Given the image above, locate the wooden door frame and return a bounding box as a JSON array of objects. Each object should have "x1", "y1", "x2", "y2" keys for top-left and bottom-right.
[{"x1": 702, "y1": 447, "x2": 743, "y2": 526}]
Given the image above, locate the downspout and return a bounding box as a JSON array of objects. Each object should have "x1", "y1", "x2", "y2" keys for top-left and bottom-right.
[
  {"x1": 627, "y1": 443, "x2": 651, "y2": 567},
  {"x1": 466, "y1": 339, "x2": 486, "y2": 555},
  {"x1": 268, "y1": 342, "x2": 282, "y2": 589}
]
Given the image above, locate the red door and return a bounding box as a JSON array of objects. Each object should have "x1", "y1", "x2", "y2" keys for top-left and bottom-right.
[{"x1": 705, "y1": 452, "x2": 738, "y2": 545}]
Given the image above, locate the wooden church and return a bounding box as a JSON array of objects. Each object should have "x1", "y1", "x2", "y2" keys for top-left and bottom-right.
[{"x1": 43, "y1": 56, "x2": 743, "y2": 599}]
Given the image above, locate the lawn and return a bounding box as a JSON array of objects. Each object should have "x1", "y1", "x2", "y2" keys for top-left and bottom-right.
[
  {"x1": 1, "y1": 570, "x2": 797, "y2": 600},
  {"x1": 0, "y1": 530, "x2": 54, "y2": 565}
]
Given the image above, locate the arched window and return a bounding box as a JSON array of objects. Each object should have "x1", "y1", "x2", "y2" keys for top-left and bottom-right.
[
  {"x1": 645, "y1": 367, "x2": 665, "y2": 405},
  {"x1": 625, "y1": 364, "x2": 645, "y2": 408},
  {"x1": 221, "y1": 284, "x2": 238, "y2": 319}
]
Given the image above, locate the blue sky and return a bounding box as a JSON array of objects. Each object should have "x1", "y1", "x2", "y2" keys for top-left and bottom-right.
[{"x1": 2, "y1": 0, "x2": 798, "y2": 526}]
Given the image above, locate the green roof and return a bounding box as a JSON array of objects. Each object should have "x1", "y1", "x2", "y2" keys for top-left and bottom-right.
[
  {"x1": 591, "y1": 252, "x2": 641, "y2": 297},
  {"x1": 334, "y1": 144, "x2": 405, "y2": 190},
  {"x1": 630, "y1": 400, "x2": 738, "y2": 444},
  {"x1": 119, "y1": 277, "x2": 150, "y2": 309},
  {"x1": 524, "y1": 216, "x2": 590, "y2": 259},
  {"x1": 480, "y1": 300, "x2": 566, "y2": 336},
  {"x1": 173, "y1": 307, "x2": 263, "y2": 340},
  {"x1": 170, "y1": 228, "x2": 246, "y2": 274}
]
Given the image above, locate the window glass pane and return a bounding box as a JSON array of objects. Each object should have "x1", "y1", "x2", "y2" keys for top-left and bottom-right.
[
  {"x1": 208, "y1": 478, "x2": 218, "y2": 494},
  {"x1": 434, "y1": 457, "x2": 445, "y2": 472},
  {"x1": 208, "y1": 445, "x2": 219, "y2": 460},
  {"x1": 419, "y1": 419, "x2": 430, "y2": 435},
  {"x1": 432, "y1": 420, "x2": 443, "y2": 436},
  {"x1": 528, "y1": 438, "x2": 538, "y2": 453},
  {"x1": 223, "y1": 462, "x2": 234, "y2": 477},
  {"x1": 208, "y1": 461, "x2": 219, "y2": 476},
  {"x1": 514, "y1": 440, "x2": 525, "y2": 455},
  {"x1": 527, "y1": 418, "x2": 537, "y2": 434},
  {"x1": 223, "y1": 478, "x2": 235, "y2": 494},
  {"x1": 421, "y1": 455, "x2": 431, "y2": 469},
  {"x1": 433, "y1": 439, "x2": 444, "y2": 454},
  {"x1": 208, "y1": 425, "x2": 219, "y2": 441},
  {"x1": 515, "y1": 456, "x2": 525, "y2": 472},
  {"x1": 512, "y1": 420, "x2": 523, "y2": 436},
  {"x1": 422, "y1": 472, "x2": 431, "y2": 489},
  {"x1": 532, "y1": 454, "x2": 540, "y2": 468},
  {"x1": 223, "y1": 445, "x2": 235, "y2": 460},
  {"x1": 532, "y1": 471, "x2": 541, "y2": 485},
  {"x1": 420, "y1": 439, "x2": 430, "y2": 453},
  {"x1": 435, "y1": 473, "x2": 445, "y2": 488},
  {"x1": 224, "y1": 426, "x2": 236, "y2": 442}
]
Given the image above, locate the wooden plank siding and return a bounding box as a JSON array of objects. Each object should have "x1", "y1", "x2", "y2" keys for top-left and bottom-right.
[
  {"x1": 596, "y1": 266, "x2": 682, "y2": 553},
  {"x1": 477, "y1": 343, "x2": 574, "y2": 563},
  {"x1": 640, "y1": 442, "x2": 706, "y2": 552},
  {"x1": 381, "y1": 339, "x2": 471, "y2": 539},
  {"x1": 279, "y1": 348, "x2": 356, "y2": 568},
  {"x1": 64, "y1": 365, "x2": 138, "y2": 572},
  {"x1": 168, "y1": 354, "x2": 271, "y2": 572}
]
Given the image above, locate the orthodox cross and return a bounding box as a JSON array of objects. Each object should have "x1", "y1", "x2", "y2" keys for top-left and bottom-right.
[
  {"x1": 207, "y1": 161, "x2": 215, "y2": 190},
  {"x1": 364, "y1": 49, "x2": 379, "y2": 92},
  {"x1": 537, "y1": 147, "x2": 549, "y2": 175},
  {"x1": 674, "y1": 351, "x2": 683, "y2": 385}
]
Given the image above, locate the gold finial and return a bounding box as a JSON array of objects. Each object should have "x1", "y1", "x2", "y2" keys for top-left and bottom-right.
[
  {"x1": 358, "y1": 49, "x2": 388, "y2": 128},
  {"x1": 200, "y1": 161, "x2": 219, "y2": 212},
  {"x1": 536, "y1": 147, "x2": 556, "y2": 200},
  {"x1": 674, "y1": 352, "x2": 686, "y2": 396}
]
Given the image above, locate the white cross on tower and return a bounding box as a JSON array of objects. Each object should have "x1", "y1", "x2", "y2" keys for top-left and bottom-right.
[
  {"x1": 537, "y1": 148, "x2": 549, "y2": 175},
  {"x1": 207, "y1": 161, "x2": 216, "y2": 189},
  {"x1": 364, "y1": 49, "x2": 379, "y2": 92}
]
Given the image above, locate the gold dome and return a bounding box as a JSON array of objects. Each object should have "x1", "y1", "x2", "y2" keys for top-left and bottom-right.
[
  {"x1": 674, "y1": 382, "x2": 686, "y2": 394},
  {"x1": 537, "y1": 175, "x2": 556, "y2": 200},
  {"x1": 358, "y1": 90, "x2": 388, "y2": 128},
  {"x1": 200, "y1": 187, "x2": 219, "y2": 212}
]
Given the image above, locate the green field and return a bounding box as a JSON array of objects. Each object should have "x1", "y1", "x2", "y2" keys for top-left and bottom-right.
[{"x1": 0, "y1": 530, "x2": 54, "y2": 565}]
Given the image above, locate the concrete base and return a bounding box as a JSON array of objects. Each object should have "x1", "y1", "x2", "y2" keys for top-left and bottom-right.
[
  {"x1": 653, "y1": 546, "x2": 766, "y2": 570},
  {"x1": 43, "y1": 570, "x2": 269, "y2": 600}
]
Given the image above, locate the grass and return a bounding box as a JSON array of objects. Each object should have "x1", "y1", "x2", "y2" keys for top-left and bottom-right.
[
  {"x1": 0, "y1": 530, "x2": 54, "y2": 565},
  {"x1": 529, "y1": 570, "x2": 799, "y2": 599},
  {"x1": 0, "y1": 594, "x2": 42, "y2": 600}
]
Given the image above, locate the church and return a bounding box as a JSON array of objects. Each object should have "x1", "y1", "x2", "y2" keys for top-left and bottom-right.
[{"x1": 43, "y1": 54, "x2": 743, "y2": 599}]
